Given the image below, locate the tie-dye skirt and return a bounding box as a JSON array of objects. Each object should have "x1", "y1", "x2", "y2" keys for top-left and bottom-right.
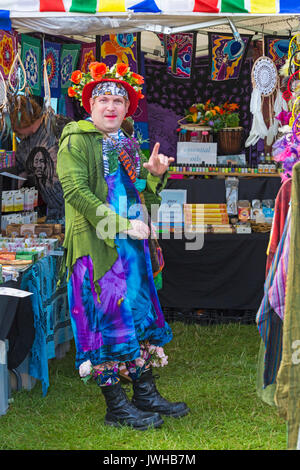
[{"x1": 67, "y1": 164, "x2": 172, "y2": 369}]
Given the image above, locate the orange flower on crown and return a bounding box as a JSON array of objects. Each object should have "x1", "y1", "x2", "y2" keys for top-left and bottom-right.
[
  {"x1": 70, "y1": 70, "x2": 82, "y2": 84},
  {"x1": 116, "y1": 63, "x2": 129, "y2": 77},
  {"x1": 89, "y1": 62, "x2": 108, "y2": 80},
  {"x1": 137, "y1": 89, "x2": 145, "y2": 100},
  {"x1": 68, "y1": 87, "x2": 77, "y2": 98},
  {"x1": 131, "y1": 72, "x2": 144, "y2": 85}
]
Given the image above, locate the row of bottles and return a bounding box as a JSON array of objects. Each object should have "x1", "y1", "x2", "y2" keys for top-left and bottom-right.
[{"x1": 169, "y1": 160, "x2": 280, "y2": 174}]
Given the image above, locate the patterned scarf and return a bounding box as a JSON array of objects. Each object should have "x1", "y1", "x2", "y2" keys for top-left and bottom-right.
[{"x1": 104, "y1": 132, "x2": 139, "y2": 183}]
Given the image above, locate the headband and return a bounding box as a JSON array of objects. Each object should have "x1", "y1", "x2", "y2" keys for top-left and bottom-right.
[{"x1": 91, "y1": 81, "x2": 129, "y2": 100}]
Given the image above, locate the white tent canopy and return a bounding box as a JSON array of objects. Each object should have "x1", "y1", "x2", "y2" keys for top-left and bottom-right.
[{"x1": 8, "y1": 12, "x2": 300, "y2": 56}]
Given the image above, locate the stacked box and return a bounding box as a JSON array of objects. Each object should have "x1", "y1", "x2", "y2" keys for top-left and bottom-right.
[{"x1": 184, "y1": 204, "x2": 229, "y2": 226}]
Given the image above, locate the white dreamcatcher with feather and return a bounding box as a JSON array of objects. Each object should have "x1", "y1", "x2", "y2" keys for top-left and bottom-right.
[{"x1": 245, "y1": 35, "x2": 287, "y2": 148}]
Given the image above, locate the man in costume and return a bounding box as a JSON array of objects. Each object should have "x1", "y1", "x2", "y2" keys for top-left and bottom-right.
[{"x1": 57, "y1": 62, "x2": 190, "y2": 430}]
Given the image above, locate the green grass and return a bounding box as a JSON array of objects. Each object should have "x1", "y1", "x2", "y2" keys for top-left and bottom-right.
[{"x1": 0, "y1": 323, "x2": 286, "y2": 450}]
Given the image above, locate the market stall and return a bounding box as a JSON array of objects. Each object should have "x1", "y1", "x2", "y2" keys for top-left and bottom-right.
[{"x1": 0, "y1": 0, "x2": 299, "y2": 448}]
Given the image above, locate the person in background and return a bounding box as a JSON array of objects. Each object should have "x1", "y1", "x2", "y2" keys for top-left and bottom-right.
[
  {"x1": 9, "y1": 95, "x2": 69, "y2": 221},
  {"x1": 57, "y1": 62, "x2": 190, "y2": 430}
]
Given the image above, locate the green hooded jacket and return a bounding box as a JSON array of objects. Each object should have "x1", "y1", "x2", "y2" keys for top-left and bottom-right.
[{"x1": 56, "y1": 120, "x2": 168, "y2": 298}]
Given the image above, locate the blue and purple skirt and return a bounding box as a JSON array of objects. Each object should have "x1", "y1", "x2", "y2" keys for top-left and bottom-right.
[{"x1": 67, "y1": 164, "x2": 172, "y2": 369}]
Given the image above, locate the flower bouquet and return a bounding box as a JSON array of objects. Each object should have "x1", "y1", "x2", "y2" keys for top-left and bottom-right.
[{"x1": 183, "y1": 99, "x2": 240, "y2": 133}]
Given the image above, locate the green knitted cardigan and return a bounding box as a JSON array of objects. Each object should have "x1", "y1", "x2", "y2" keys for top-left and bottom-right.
[{"x1": 56, "y1": 120, "x2": 168, "y2": 298}]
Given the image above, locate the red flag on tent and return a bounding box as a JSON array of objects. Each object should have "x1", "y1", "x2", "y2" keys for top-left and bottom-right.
[
  {"x1": 193, "y1": 0, "x2": 219, "y2": 12},
  {"x1": 40, "y1": 0, "x2": 66, "y2": 11}
]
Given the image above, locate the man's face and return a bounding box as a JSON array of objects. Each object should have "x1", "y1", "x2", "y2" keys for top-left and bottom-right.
[
  {"x1": 33, "y1": 152, "x2": 46, "y2": 178},
  {"x1": 89, "y1": 94, "x2": 129, "y2": 134}
]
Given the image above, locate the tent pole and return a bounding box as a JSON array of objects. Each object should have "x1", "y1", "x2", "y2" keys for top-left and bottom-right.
[{"x1": 96, "y1": 35, "x2": 101, "y2": 61}]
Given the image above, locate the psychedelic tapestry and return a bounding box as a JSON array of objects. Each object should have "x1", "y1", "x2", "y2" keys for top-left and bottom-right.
[
  {"x1": 100, "y1": 32, "x2": 141, "y2": 72},
  {"x1": 21, "y1": 34, "x2": 42, "y2": 96},
  {"x1": 157, "y1": 32, "x2": 196, "y2": 79},
  {"x1": 0, "y1": 29, "x2": 18, "y2": 79},
  {"x1": 60, "y1": 42, "x2": 81, "y2": 95},
  {"x1": 208, "y1": 32, "x2": 252, "y2": 81},
  {"x1": 79, "y1": 42, "x2": 96, "y2": 73},
  {"x1": 100, "y1": 33, "x2": 149, "y2": 152},
  {"x1": 42, "y1": 40, "x2": 61, "y2": 99},
  {"x1": 264, "y1": 35, "x2": 290, "y2": 71}
]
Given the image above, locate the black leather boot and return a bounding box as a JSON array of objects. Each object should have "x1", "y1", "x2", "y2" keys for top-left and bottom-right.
[
  {"x1": 132, "y1": 369, "x2": 190, "y2": 418},
  {"x1": 101, "y1": 381, "x2": 164, "y2": 430}
]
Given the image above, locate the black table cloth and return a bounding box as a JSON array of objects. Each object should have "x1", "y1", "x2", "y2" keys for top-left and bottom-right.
[
  {"x1": 166, "y1": 176, "x2": 281, "y2": 203},
  {"x1": 0, "y1": 280, "x2": 35, "y2": 370},
  {"x1": 158, "y1": 232, "x2": 269, "y2": 311}
]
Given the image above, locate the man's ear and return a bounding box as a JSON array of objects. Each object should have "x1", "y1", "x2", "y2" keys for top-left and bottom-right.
[
  {"x1": 89, "y1": 97, "x2": 94, "y2": 111},
  {"x1": 125, "y1": 99, "x2": 130, "y2": 114}
]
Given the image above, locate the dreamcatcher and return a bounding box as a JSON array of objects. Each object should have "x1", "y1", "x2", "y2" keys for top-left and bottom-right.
[
  {"x1": 0, "y1": 51, "x2": 39, "y2": 143},
  {"x1": 245, "y1": 42, "x2": 282, "y2": 147}
]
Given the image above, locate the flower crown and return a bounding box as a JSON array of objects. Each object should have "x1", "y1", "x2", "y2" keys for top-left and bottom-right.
[{"x1": 68, "y1": 62, "x2": 145, "y2": 105}]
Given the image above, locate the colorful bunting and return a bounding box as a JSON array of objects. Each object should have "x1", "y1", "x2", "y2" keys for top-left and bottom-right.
[
  {"x1": 193, "y1": 0, "x2": 219, "y2": 12},
  {"x1": 69, "y1": 0, "x2": 97, "y2": 13},
  {"x1": 98, "y1": 0, "x2": 126, "y2": 11},
  {"x1": 40, "y1": 0, "x2": 65, "y2": 11},
  {"x1": 251, "y1": 0, "x2": 276, "y2": 13},
  {"x1": 128, "y1": 0, "x2": 161, "y2": 12},
  {"x1": 279, "y1": 0, "x2": 300, "y2": 12},
  {"x1": 60, "y1": 43, "x2": 81, "y2": 95},
  {"x1": 0, "y1": 0, "x2": 297, "y2": 14},
  {"x1": 221, "y1": 0, "x2": 248, "y2": 12},
  {"x1": 0, "y1": 9, "x2": 11, "y2": 30},
  {"x1": 21, "y1": 34, "x2": 42, "y2": 96}
]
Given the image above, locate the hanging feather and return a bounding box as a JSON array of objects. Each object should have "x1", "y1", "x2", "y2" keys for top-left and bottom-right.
[
  {"x1": 24, "y1": 87, "x2": 34, "y2": 117},
  {"x1": 279, "y1": 58, "x2": 290, "y2": 77},
  {"x1": 41, "y1": 56, "x2": 57, "y2": 137}
]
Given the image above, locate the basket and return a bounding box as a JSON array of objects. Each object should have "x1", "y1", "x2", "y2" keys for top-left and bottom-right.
[
  {"x1": 217, "y1": 127, "x2": 243, "y2": 155},
  {"x1": 250, "y1": 221, "x2": 272, "y2": 233}
]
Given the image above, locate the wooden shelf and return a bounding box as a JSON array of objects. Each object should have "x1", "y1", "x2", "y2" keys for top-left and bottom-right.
[{"x1": 169, "y1": 171, "x2": 281, "y2": 178}]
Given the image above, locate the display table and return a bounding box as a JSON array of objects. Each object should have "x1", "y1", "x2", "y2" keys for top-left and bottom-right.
[
  {"x1": 166, "y1": 176, "x2": 281, "y2": 203},
  {"x1": 0, "y1": 255, "x2": 73, "y2": 406},
  {"x1": 158, "y1": 232, "x2": 269, "y2": 311}
]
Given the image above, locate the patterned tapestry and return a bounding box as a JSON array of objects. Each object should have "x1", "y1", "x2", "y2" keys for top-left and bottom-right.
[
  {"x1": 100, "y1": 32, "x2": 141, "y2": 72},
  {"x1": 60, "y1": 42, "x2": 81, "y2": 95},
  {"x1": 79, "y1": 42, "x2": 96, "y2": 73},
  {"x1": 157, "y1": 32, "x2": 196, "y2": 79},
  {"x1": 264, "y1": 35, "x2": 290, "y2": 71},
  {"x1": 42, "y1": 40, "x2": 61, "y2": 99},
  {"x1": 0, "y1": 29, "x2": 17, "y2": 79},
  {"x1": 208, "y1": 32, "x2": 252, "y2": 81},
  {"x1": 21, "y1": 34, "x2": 42, "y2": 96}
]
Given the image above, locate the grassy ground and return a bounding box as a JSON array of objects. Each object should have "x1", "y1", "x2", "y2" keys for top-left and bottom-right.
[{"x1": 0, "y1": 322, "x2": 286, "y2": 450}]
